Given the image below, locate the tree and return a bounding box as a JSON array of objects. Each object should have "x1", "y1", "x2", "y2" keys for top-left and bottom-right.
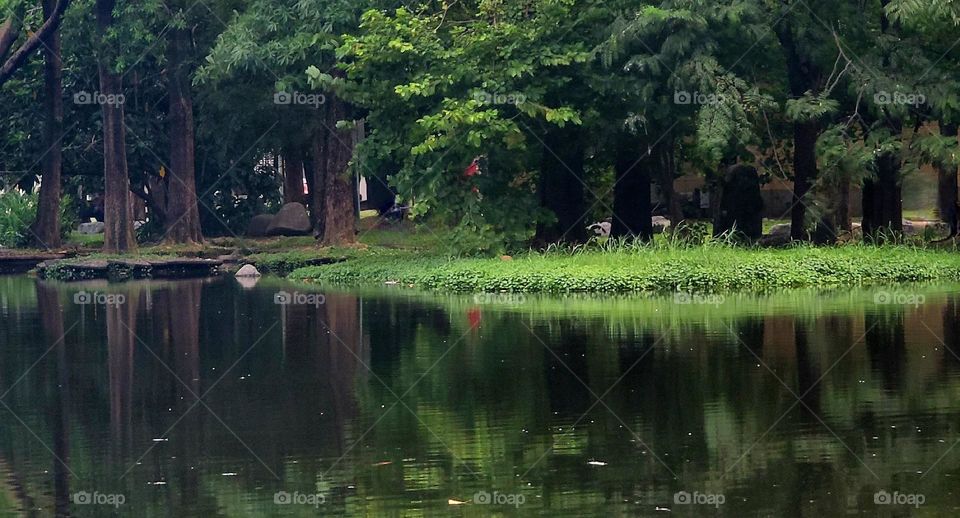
[
  {"x1": 201, "y1": 0, "x2": 369, "y2": 245},
  {"x1": 95, "y1": 0, "x2": 136, "y2": 252},
  {"x1": 162, "y1": 2, "x2": 202, "y2": 244},
  {"x1": 27, "y1": 0, "x2": 65, "y2": 248}
]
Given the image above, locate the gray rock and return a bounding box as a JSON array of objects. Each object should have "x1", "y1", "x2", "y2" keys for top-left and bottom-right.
[
  {"x1": 265, "y1": 203, "x2": 312, "y2": 236},
  {"x1": 769, "y1": 223, "x2": 791, "y2": 236},
  {"x1": 246, "y1": 214, "x2": 275, "y2": 237},
  {"x1": 235, "y1": 275, "x2": 261, "y2": 289},
  {"x1": 78, "y1": 221, "x2": 105, "y2": 234},
  {"x1": 235, "y1": 264, "x2": 261, "y2": 277},
  {"x1": 652, "y1": 216, "x2": 671, "y2": 233}
]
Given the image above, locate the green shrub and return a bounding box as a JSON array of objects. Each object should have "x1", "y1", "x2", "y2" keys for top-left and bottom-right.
[{"x1": 0, "y1": 190, "x2": 78, "y2": 247}]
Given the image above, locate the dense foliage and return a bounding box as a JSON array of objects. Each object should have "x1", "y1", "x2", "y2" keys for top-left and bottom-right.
[{"x1": 0, "y1": 0, "x2": 959, "y2": 251}]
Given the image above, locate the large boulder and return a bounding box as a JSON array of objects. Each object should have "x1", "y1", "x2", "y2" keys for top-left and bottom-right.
[
  {"x1": 246, "y1": 214, "x2": 275, "y2": 237},
  {"x1": 266, "y1": 203, "x2": 312, "y2": 236},
  {"x1": 78, "y1": 221, "x2": 105, "y2": 234},
  {"x1": 235, "y1": 264, "x2": 261, "y2": 277}
]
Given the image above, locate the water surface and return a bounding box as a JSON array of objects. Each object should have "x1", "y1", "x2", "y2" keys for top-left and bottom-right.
[{"x1": 0, "y1": 276, "x2": 959, "y2": 516}]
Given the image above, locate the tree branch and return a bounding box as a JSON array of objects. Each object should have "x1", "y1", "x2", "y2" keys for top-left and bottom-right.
[
  {"x1": 0, "y1": 16, "x2": 20, "y2": 63},
  {"x1": 0, "y1": 0, "x2": 71, "y2": 86}
]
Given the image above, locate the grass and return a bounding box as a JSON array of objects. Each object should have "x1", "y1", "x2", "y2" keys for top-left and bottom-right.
[
  {"x1": 28, "y1": 214, "x2": 960, "y2": 295},
  {"x1": 65, "y1": 231, "x2": 104, "y2": 248},
  {"x1": 288, "y1": 241, "x2": 960, "y2": 293}
]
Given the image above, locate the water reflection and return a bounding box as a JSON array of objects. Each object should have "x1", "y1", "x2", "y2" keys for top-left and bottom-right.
[{"x1": 0, "y1": 278, "x2": 959, "y2": 515}]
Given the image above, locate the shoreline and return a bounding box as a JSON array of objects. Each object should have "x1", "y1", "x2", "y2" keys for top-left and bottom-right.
[{"x1": 287, "y1": 245, "x2": 960, "y2": 294}]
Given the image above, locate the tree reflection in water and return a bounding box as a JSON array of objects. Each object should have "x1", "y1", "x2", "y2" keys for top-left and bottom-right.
[{"x1": 0, "y1": 278, "x2": 959, "y2": 515}]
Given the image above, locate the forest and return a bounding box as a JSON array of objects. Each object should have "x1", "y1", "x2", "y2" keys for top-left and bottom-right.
[{"x1": 0, "y1": 0, "x2": 958, "y2": 254}]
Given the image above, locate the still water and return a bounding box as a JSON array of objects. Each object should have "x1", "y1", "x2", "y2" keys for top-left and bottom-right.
[{"x1": 1, "y1": 275, "x2": 959, "y2": 516}]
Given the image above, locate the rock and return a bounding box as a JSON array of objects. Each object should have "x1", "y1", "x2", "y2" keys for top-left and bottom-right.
[
  {"x1": 266, "y1": 203, "x2": 312, "y2": 236},
  {"x1": 587, "y1": 221, "x2": 611, "y2": 237},
  {"x1": 652, "y1": 216, "x2": 671, "y2": 233},
  {"x1": 235, "y1": 264, "x2": 261, "y2": 277},
  {"x1": 758, "y1": 232, "x2": 792, "y2": 247},
  {"x1": 769, "y1": 223, "x2": 791, "y2": 236},
  {"x1": 78, "y1": 221, "x2": 105, "y2": 234},
  {"x1": 246, "y1": 214, "x2": 274, "y2": 237},
  {"x1": 235, "y1": 275, "x2": 260, "y2": 289}
]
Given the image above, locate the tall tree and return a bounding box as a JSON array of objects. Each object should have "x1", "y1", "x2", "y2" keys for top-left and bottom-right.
[
  {"x1": 775, "y1": 11, "x2": 822, "y2": 241},
  {"x1": 28, "y1": 0, "x2": 64, "y2": 248},
  {"x1": 163, "y1": 5, "x2": 202, "y2": 244},
  {"x1": 96, "y1": 0, "x2": 136, "y2": 252},
  {"x1": 311, "y1": 94, "x2": 357, "y2": 245}
]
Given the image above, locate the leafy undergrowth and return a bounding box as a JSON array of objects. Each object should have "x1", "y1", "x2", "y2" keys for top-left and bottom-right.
[
  {"x1": 288, "y1": 244, "x2": 960, "y2": 293},
  {"x1": 245, "y1": 247, "x2": 361, "y2": 276}
]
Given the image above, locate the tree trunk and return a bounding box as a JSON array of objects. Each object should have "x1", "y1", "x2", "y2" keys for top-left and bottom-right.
[
  {"x1": 861, "y1": 152, "x2": 903, "y2": 238},
  {"x1": 283, "y1": 150, "x2": 306, "y2": 204},
  {"x1": 313, "y1": 97, "x2": 357, "y2": 245},
  {"x1": 837, "y1": 179, "x2": 851, "y2": 231},
  {"x1": 776, "y1": 19, "x2": 821, "y2": 241},
  {"x1": 654, "y1": 137, "x2": 683, "y2": 226},
  {"x1": 862, "y1": 0, "x2": 903, "y2": 240},
  {"x1": 536, "y1": 124, "x2": 587, "y2": 243},
  {"x1": 611, "y1": 131, "x2": 652, "y2": 239},
  {"x1": 790, "y1": 120, "x2": 818, "y2": 240},
  {"x1": 937, "y1": 123, "x2": 959, "y2": 235},
  {"x1": 97, "y1": 0, "x2": 137, "y2": 253},
  {"x1": 163, "y1": 25, "x2": 202, "y2": 244},
  {"x1": 308, "y1": 116, "x2": 328, "y2": 233},
  {"x1": 29, "y1": 0, "x2": 63, "y2": 249}
]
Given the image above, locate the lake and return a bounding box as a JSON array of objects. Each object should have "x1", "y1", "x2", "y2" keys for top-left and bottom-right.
[{"x1": 0, "y1": 275, "x2": 958, "y2": 516}]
